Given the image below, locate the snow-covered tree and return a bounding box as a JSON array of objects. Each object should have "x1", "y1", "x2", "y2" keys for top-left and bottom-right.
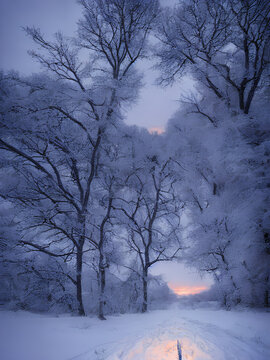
[
  {"x1": 156, "y1": 0, "x2": 270, "y2": 114},
  {"x1": 156, "y1": 0, "x2": 270, "y2": 307},
  {"x1": 113, "y1": 129, "x2": 183, "y2": 312},
  {"x1": 0, "y1": 0, "x2": 159, "y2": 316}
]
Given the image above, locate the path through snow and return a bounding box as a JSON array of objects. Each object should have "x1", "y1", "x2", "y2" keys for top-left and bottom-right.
[{"x1": 0, "y1": 307, "x2": 269, "y2": 360}]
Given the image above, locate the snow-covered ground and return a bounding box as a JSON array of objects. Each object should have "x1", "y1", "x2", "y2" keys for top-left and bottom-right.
[{"x1": 0, "y1": 306, "x2": 269, "y2": 360}]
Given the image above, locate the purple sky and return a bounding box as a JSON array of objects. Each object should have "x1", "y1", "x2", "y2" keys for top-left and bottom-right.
[{"x1": 0, "y1": 0, "x2": 211, "y2": 291}]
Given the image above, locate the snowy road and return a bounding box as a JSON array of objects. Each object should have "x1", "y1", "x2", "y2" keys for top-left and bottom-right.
[
  {"x1": 106, "y1": 308, "x2": 269, "y2": 360},
  {"x1": 0, "y1": 307, "x2": 269, "y2": 360}
]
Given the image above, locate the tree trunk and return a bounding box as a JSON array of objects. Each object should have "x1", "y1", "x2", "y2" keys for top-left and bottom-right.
[
  {"x1": 76, "y1": 248, "x2": 85, "y2": 316},
  {"x1": 244, "y1": 69, "x2": 263, "y2": 114},
  {"x1": 97, "y1": 196, "x2": 112, "y2": 320},
  {"x1": 98, "y1": 253, "x2": 106, "y2": 320},
  {"x1": 264, "y1": 275, "x2": 269, "y2": 307},
  {"x1": 239, "y1": 87, "x2": 245, "y2": 111},
  {"x1": 142, "y1": 268, "x2": 148, "y2": 313},
  {"x1": 264, "y1": 289, "x2": 269, "y2": 307}
]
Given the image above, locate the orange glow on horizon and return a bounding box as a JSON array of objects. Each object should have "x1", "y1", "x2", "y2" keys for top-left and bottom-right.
[
  {"x1": 148, "y1": 127, "x2": 165, "y2": 135},
  {"x1": 169, "y1": 283, "x2": 208, "y2": 296}
]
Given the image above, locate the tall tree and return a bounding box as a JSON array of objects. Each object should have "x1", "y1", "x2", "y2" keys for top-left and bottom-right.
[
  {"x1": 155, "y1": 0, "x2": 270, "y2": 308},
  {"x1": 114, "y1": 130, "x2": 183, "y2": 312},
  {"x1": 0, "y1": 0, "x2": 159, "y2": 316}
]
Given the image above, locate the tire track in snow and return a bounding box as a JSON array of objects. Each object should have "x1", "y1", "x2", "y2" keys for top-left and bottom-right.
[{"x1": 106, "y1": 316, "x2": 269, "y2": 360}]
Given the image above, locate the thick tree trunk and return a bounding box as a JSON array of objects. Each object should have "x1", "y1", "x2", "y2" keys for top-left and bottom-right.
[
  {"x1": 76, "y1": 248, "x2": 85, "y2": 316},
  {"x1": 239, "y1": 88, "x2": 245, "y2": 111},
  {"x1": 142, "y1": 268, "x2": 148, "y2": 313}
]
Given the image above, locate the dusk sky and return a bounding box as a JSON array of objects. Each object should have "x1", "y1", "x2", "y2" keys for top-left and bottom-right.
[
  {"x1": 0, "y1": 0, "x2": 211, "y2": 293},
  {"x1": 0, "y1": 0, "x2": 195, "y2": 131}
]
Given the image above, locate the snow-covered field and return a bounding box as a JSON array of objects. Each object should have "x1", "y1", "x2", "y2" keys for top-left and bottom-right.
[{"x1": 0, "y1": 306, "x2": 269, "y2": 360}]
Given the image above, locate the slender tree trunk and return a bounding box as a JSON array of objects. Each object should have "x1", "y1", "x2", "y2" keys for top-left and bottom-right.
[
  {"x1": 76, "y1": 213, "x2": 86, "y2": 316},
  {"x1": 265, "y1": 275, "x2": 269, "y2": 307},
  {"x1": 98, "y1": 252, "x2": 106, "y2": 320},
  {"x1": 142, "y1": 267, "x2": 148, "y2": 313},
  {"x1": 76, "y1": 247, "x2": 85, "y2": 316},
  {"x1": 97, "y1": 196, "x2": 112, "y2": 320},
  {"x1": 264, "y1": 289, "x2": 269, "y2": 307}
]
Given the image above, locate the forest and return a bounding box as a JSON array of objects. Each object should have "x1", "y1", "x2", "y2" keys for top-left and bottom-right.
[{"x1": 0, "y1": 0, "x2": 269, "y2": 324}]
